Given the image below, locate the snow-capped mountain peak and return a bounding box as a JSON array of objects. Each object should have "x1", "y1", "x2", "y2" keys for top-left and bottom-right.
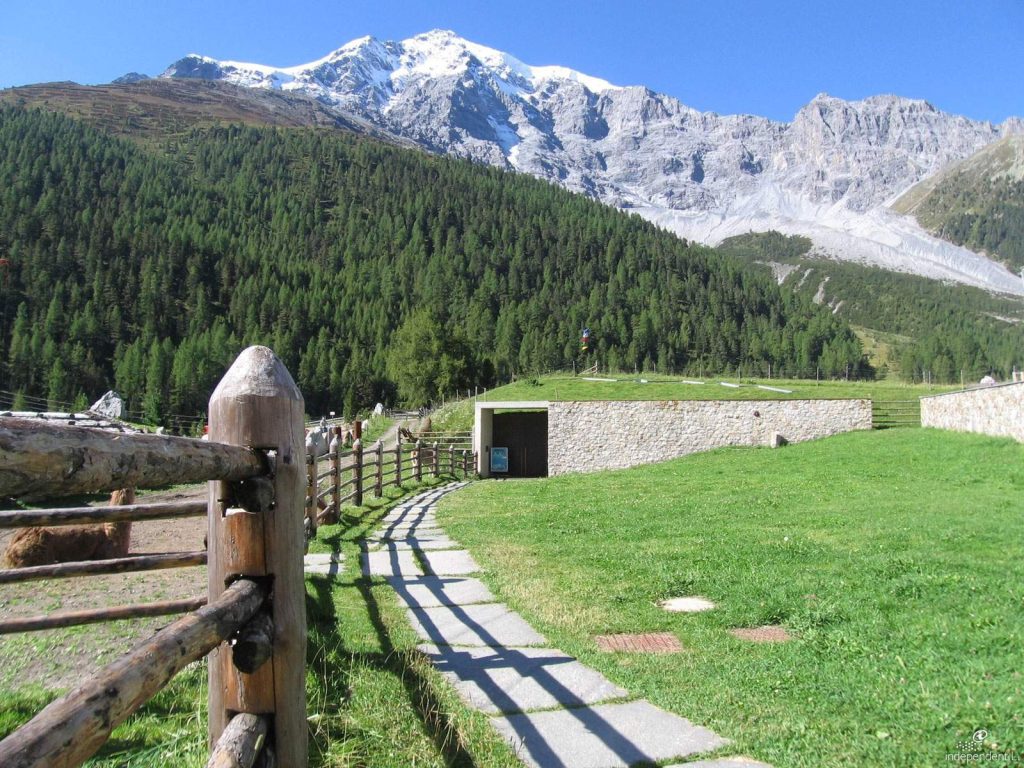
[{"x1": 159, "y1": 31, "x2": 1024, "y2": 295}]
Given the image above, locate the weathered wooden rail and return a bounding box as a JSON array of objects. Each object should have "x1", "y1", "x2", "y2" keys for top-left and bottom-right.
[
  {"x1": 306, "y1": 427, "x2": 477, "y2": 526},
  {"x1": 0, "y1": 346, "x2": 307, "y2": 768}
]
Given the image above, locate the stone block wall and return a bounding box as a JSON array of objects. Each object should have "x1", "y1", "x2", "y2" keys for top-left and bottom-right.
[
  {"x1": 920, "y1": 382, "x2": 1024, "y2": 442},
  {"x1": 547, "y1": 399, "x2": 873, "y2": 475}
]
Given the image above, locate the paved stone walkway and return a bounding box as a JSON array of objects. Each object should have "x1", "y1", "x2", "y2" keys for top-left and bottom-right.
[
  {"x1": 304, "y1": 551, "x2": 343, "y2": 576},
  {"x1": 364, "y1": 482, "x2": 772, "y2": 768}
]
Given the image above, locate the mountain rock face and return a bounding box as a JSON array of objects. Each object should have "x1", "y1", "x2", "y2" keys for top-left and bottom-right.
[{"x1": 161, "y1": 30, "x2": 1024, "y2": 294}]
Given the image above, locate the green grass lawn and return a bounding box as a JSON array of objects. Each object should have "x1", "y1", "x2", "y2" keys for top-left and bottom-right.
[
  {"x1": 437, "y1": 428, "x2": 1024, "y2": 767},
  {"x1": 476, "y1": 373, "x2": 955, "y2": 403},
  {"x1": 0, "y1": 476, "x2": 518, "y2": 768}
]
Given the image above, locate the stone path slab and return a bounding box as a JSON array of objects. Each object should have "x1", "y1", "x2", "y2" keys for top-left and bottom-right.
[
  {"x1": 381, "y1": 506, "x2": 435, "y2": 521},
  {"x1": 377, "y1": 524, "x2": 443, "y2": 538},
  {"x1": 380, "y1": 515, "x2": 435, "y2": 527},
  {"x1": 419, "y1": 644, "x2": 628, "y2": 715},
  {"x1": 372, "y1": 529, "x2": 445, "y2": 542},
  {"x1": 420, "y1": 549, "x2": 481, "y2": 576},
  {"x1": 405, "y1": 603, "x2": 547, "y2": 647},
  {"x1": 490, "y1": 700, "x2": 728, "y2": 768},
  {"x1": 304, "y1": 552, "x2": 343, "y2": 577},
  {"x1": 364, "y1": 535, "x2": 457, "y2": 551},
  {"x1": 360, "y1": 548, "x2": 423, "y2": 577},
  {"x1": 388, "y1": 576, "x2": 496, "y2": 609}
]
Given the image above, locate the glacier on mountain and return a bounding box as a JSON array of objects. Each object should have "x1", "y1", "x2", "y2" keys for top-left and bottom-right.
[{"x1": 160, "y1": 30, "x2": 1024, "y2": 296}]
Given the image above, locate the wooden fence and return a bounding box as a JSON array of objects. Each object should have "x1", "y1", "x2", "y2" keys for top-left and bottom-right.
[
  {"x1": 306, "y1": 429, "x2": 476, "y2": 529},
  {"x1": 0, "y1": 346, "x2": 307, "y2": 768}
]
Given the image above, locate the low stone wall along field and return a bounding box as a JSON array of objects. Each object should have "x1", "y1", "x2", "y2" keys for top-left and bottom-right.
[
  {"x1": 920, "y1": 381, "x2": 1024, "y2": 443},
  {"x1": 547, "y1": 399, "x2": 872, "y2": 475}
]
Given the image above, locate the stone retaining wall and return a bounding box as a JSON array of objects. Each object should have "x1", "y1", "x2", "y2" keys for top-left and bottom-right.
[
  {"x1": 920, "y1": 382, "x2": 1024, "y2": 443},
  {"x1": 547, "y1": 399, "x2": 873, "y2": 475}
]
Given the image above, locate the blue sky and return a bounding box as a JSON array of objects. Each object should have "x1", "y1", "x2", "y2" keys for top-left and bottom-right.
[{"x1": 1, "y1": 0, "x2": 1021, "y2": 124}]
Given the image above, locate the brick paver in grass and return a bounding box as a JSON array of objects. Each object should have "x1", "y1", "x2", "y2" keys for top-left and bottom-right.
[
  {"x1": 594, "y1": 632, "x2": 684, "y2": 653},
  {"x1": 729, "y1": 625, "x2": 792, "y2": 643}
]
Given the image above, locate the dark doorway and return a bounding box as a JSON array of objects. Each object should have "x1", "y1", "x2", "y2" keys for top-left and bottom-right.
[{"x1": 492, "y1": 411, "x2": 548, "y2": 477}]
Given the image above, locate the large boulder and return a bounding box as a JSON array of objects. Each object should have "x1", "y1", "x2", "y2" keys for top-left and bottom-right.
[{"x1": 90, "y1": 390, "x2": 125, "y2": 420}]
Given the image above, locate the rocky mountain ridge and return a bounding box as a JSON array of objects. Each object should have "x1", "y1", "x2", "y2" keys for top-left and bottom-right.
[{"x1": 161, "y1": 29, "x2": 1024, "y2": 295}]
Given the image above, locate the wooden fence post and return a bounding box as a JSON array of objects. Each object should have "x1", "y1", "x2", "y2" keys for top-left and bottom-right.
[
  {"x1": 414, "y1": 440, "x2": 422, "y2": 482},
  {"x1": 207, "y1": 346, "x2": 306, "y2": 767},
  {"x1": 352, "y1": 438, "x2": 363, "y2": 507},
  {"x1": 327, "y1": 427, "x2": 341, "y2": 525},
  {"x1": 305, "y1": 439, "x2": 316, "y2": 539},
  {"x1": 374, "y1": 440, "x2": 383, "y2": 497},
  {"x1": 432, "y1": 442, "x2": 440, "y2": 477},
  {"x1": 394, "y1": 441, "x2": 402, "y2": 488},
  {"x1": 449, "y1": 444, "x2": 456, "y2": 477},
  {"x1": 462, "y1": 449, "x2": 469, "y2": 478}
]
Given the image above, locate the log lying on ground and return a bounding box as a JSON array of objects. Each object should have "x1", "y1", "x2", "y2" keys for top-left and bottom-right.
[
  {"x1": 0, "y1": 418, "x2": 266, "y2": 499},
  {"x1": 0, "y1": 579, "x2": 265, "y2": 768}
]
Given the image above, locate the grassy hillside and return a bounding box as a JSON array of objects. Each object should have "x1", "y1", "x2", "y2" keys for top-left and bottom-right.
[
  {"x1": 438, "y1": 429, "x2": 1024, "y2": 767},
  {"x1": 0, "y1": 79, "x2": 406, "y2": 148}
]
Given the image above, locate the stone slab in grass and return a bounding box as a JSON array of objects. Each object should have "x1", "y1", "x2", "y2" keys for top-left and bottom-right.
[
  {"x1": 418, "y1": 644, "x2": 628, "y2": 715},
  {"x1": 388, "y1": 576, "x2": 496, "y2": 608},
  {"x1": 490, "y1": 699, "x2": 727, "y2": 768},
  {"x1": 304, "y1": 552, "x2": 343, "y2": 577},
  {"x1": 420, "y1": 549, "x2": 481, "y2": 576},
  {"x1": 360, "y1": 548, "x2": 423, "y2": 577},
  {"x1": 364, "y1": 535, "x2": 457, "y2": 551},
  {"x1": 666, "y1": 758, "x2": 772, "y2": 768},
  {"x1": 659, "y1": 596, "x2": 716, "y2": 613},
  {"x1": 406, "y1": 603, "x2": 547, "y2": 647}
]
